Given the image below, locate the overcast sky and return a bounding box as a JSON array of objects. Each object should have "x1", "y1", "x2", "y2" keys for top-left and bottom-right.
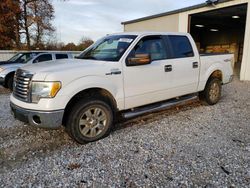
[{"x1": 52, "y1": 0, "x2": 205, "y2": 43}]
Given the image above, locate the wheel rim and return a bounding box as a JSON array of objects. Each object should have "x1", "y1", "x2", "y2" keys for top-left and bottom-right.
[
  {"x1": 209, "y1": 82, "x2": 220, "y2": 102},
  {"x1": 78, "y1": 107, "x2": 107, "y2": 138}
]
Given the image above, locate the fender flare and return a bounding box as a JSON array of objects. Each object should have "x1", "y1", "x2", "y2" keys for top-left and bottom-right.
[{"x1": 58, "y1": 75, "x2": 122, "y2": 109}]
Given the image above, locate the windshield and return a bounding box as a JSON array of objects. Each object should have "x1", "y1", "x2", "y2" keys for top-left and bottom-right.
[
  {"x1": 78, "y1": 35, "x2": 137, "y2": 61},
  {"x1": 9, "y1": 52, "x2": 39, "y2": 63},
  {"x1": 8, "y1": 53, "x2": 23, "y2": 62}
]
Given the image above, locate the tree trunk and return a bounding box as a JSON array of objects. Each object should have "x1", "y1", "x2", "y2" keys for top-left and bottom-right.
[
  {"x1": 23, "y1": 1, "x2": 31, "y2": 49},
  {"x1": 34, "y1": 2, "x2": 41, "y2": 46},
  {"x1": 14, "y1": 13, "x2": 21, "y2": 49}
]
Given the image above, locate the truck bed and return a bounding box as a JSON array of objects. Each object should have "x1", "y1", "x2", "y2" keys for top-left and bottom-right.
[{"x1": 199, "y1": 53, "x2": 234, "y2": 88}]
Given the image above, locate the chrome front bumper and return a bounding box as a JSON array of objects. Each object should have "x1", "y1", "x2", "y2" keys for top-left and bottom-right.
[{"x1": 10, "y1": 102, "x2": 64, "y2": 129}]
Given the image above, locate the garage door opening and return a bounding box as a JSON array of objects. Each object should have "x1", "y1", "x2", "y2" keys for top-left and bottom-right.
[{"x1": 189, "y1": 4, "x2": 247, "y2": 77}]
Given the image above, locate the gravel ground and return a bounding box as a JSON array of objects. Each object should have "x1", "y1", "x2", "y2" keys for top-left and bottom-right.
[{"x1": 0, "y1": 79, "x2": 250, "y2": 187}]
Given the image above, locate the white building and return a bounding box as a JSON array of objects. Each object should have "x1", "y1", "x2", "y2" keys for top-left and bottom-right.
[{"x1": 122, "y1": 0, "x2": 250, "y2": 81}]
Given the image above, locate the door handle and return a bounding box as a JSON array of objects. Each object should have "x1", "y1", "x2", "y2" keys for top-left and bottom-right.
[
  {"x1": 193, "y1": 62, "x2": 199, "y2": 68},
  {"x1": 165, "y1": 65, "x2": 172, "y2": 72},
  {"x1": 106, "y1": 69, "x2": 121, "y2": 75}
]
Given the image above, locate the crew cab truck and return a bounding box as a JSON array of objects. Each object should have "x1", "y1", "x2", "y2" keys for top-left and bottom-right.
[
  {"x1": 0, "y1": 52, "x2": 73, "y2": 90},
  {"x1": 10, "y1": 32, "x2": 233, "y2": 144}
]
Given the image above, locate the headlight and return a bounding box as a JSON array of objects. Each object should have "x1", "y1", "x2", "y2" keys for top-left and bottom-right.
[
  {"x1": 0, "y1": 67, "x2": 5, "y2": 73},
  {"x1": 31, "y1": 81, "x2": 61, "y2": 103}
]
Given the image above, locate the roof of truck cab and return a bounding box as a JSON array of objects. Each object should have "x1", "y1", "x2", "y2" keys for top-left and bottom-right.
[
  {"x1": 111, "y1": 32, "x2": 190, "y2": 36},
  {"x1": 34, "y1": 52, "x2": 72, "y2": 55}
]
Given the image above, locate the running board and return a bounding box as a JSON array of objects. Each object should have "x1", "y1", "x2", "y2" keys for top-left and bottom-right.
[{"x1": 122, "y1": 94, "x2": 198, "y2": 119}]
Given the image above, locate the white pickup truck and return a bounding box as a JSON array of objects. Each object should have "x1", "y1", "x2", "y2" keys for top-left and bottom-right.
[
  {"x1": 10, "y1": 32, "x2": 233, "y2": 144},
  {"x1": 0, "y1": 52, "x2": 73, "y2": 90}
]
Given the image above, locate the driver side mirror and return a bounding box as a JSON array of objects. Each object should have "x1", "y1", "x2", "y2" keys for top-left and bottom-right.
[
  {"x1": 127, "y1": 54, "x2": 151, "y2": 66},
  {"x1": 19, "y1": 59, "x2": 25, "y2": 63}
]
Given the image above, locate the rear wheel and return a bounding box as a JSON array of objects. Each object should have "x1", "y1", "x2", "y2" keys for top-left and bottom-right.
[
  {"x1": 200, "y1": 78, "x2": 222, "y2": 105},
  {"x1": 66, "y1": 98, "x2": 113, "y2": 144}
]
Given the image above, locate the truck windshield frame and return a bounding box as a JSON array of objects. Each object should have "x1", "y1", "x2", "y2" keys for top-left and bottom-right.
[
  {"x1": 78, "y1": 35, "x2": 137, "y2": 62},
  {"x1": 9, "y1": 52, "x2": 40, "y2": 64}
]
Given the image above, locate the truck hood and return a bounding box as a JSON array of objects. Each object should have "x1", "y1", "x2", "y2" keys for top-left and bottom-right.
[
  {"x1": 0, "y1": 62, "x2": 23, "y2": 69},
  {"x1": 0, "y1": 61, "x2": 15, "y2": 65},
  {"x1": 22, "y1": 59, "x2": 105, "y2": 73},
  {"x1": 22, "y1": 59, "x2": 108, "y2": 82}
]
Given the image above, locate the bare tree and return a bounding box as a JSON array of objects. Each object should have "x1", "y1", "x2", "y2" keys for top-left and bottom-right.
[
  {"x1": 19, "y1": 0, "x2": 36, "y2": 49},
  {"x1": 20, "y1": 0, "x2": 55, "y2": 49},
  {"x1": 78, "y1": 36, "x2": 94, "y2": 51},
  {"x1": 30, "y1": 0, "x2": 55, "y2": 47},
  {"x1": 0, "y1": 0, "x2": 89, "y2": 50}
]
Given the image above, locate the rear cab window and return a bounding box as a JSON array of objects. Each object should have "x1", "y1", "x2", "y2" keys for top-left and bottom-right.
[
  {"x1": 166, "y1": 35, "x2": 194, "y2": 59},
  {"x1": 56, "y1": 54, "x2": 68, "y2": 59}
]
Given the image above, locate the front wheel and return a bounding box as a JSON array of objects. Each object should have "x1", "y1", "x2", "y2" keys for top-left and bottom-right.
[
  {"x1": 7, "y1": 75, "x2": 14, "y2": 91},
  {"x1": 200, "y1": 78, "x2": 222, "y2": 105},
  {"x1": 66, "y1": 99, "x2": 113, "y2": 144}
]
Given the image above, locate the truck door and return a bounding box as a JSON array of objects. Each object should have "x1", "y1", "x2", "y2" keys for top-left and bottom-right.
[
  {"x1": 163, "y1": 35, "x2": 200, "y2": 96},
  {"x1": 122, "y1": 35, "x2": 172, "y2": 109}
]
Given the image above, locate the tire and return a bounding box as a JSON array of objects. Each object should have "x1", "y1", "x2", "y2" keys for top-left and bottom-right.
[
  {"x1": 6, "y1": 75, "x2": 14, "y2": 91},
  {"x1": 2, "y1": 82, "x2": 8, "y2": 89},
  {"x1": 66, "y1": 98, "x2": 114, "y2": 144},
  {"x1": 200, "y1": 78, "x2": 222, "y2": 105}
]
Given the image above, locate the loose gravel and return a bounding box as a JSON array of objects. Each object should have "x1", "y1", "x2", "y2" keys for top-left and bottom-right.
[{"x1": 0, "y1": 79, "x2": 250, "y2": 187}]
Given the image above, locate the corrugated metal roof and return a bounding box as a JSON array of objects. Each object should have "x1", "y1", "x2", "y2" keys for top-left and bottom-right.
[{"x1": 122, "y1": 0, "x2": 234, "y2": 25}]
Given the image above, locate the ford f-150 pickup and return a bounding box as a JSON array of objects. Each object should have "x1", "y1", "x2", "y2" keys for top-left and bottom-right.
[{"x1": 10, "y1": 32, "x2": 233, "y2": 144}]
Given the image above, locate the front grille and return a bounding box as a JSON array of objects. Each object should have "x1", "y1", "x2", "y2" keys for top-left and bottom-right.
[{"x1": 13, "y1": 69, "x2": 33, "y2": 102}]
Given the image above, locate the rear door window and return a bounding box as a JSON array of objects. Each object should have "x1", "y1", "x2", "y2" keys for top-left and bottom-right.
[
  {"x1": 167, "y1": 35, "x2": 194, "y2": 58},
  {"x1": 33, "y1": 54, "x2": 52, "y2": 63},
  {"x1": 56, "y1": 54, "x2": 68, "y2": 59}
]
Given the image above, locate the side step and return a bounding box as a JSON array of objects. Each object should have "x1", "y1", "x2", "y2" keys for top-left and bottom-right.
[{"x1": 122, "y1": 94, "x2": 198, "y2": 119}]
